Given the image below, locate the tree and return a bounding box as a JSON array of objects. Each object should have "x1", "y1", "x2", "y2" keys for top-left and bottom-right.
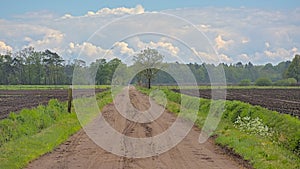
[
  {"x1": 42, "y1": 49, "x2": 64, "y2": 85},
  {"x1": 0, "y1": 54, "x2": 13, "y2": 84},
  {"x1": 133, "y1": 48, "x2": 164, "y2": 89},
  {"x1": 285, "y1": 54, "x2": 300, "y2": 82}
]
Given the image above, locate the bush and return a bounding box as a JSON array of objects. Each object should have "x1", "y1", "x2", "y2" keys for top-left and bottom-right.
[
  {"x1": 255, "y1": 77, "x2": 272, "y2": 86},
  {"x1": 274, "y1": 78, "x2": 297, "y2": 86},
  {"x1": 239, "y1": 79, "x2": 251, "y2": 86}
]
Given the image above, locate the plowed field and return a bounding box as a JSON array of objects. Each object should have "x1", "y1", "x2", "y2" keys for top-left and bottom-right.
[{"x1": 173, "y1": 89, "x2": 300, "y2": 117}]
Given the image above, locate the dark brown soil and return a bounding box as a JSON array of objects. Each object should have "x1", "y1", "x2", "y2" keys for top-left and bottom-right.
[
  {"x1": 172, "y1": 89, "x2": 300, "y2": 117},
  {"x1": 0, "y1": 89, "x2": 106, "y2": 119}
]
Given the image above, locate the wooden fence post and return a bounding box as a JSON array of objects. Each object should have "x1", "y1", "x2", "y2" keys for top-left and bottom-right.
[{"x1": 67, "y1": 86, "x2": 72, "y2": 113}]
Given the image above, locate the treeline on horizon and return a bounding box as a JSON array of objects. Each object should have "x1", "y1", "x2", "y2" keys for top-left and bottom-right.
[{"x1": 0, "y1": 47, "x2": 299, "y2": 86}]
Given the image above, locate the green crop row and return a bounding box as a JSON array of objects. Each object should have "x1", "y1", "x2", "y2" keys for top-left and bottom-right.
[{"x1": 138, "y1": 87, "x2": 300, "y2": 169}]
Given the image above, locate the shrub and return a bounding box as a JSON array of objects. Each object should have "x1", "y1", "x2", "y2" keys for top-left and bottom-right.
[
  {"x1": 239, "y1": 79, "x2": 251, "y2": 86},
  {"x1": 274, "y1": 78, "x2": 297, "y2": 86},
  {"x1": 255, "y1": 77, "x2": 272, "y2": 86}
]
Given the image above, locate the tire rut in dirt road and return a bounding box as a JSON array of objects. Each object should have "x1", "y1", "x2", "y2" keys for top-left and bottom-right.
[{"x1": 26, "y1": 87, "x2": 247, "y2": 169}]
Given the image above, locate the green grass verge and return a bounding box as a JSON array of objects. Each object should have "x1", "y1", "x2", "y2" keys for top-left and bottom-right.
[
  {"x1": 138, "y1": 87, "x2": 300, "y2": 169},
  {"x1": 0, "y1": 114, "x2": 80, "y2": 169},
  {"x1": 0, "y1": 90, "x2": 112, "y2": 169}
]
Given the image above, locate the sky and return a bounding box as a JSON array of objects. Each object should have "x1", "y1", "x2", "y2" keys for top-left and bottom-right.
[{"x1": 0, "y1": 0, "x2": 300, "y2": 65}]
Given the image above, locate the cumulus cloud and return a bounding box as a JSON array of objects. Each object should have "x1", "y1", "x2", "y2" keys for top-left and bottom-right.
[
  {"x1": 67, "y1": 42, "x2": 114, "y2": 62},
  {"x1": 94, "y1": 4, "x2": 144, "y2": 16},
  {"x1": 199, "y1": 24, "x2": 211, "y2": 29},
  {"x1": 61, "y1": 14, "x2": 73, "y2": 19},
  {"x1": 191, "y1": 47, "x2": 218, "y2": 63},
  {"x1": 265, "y1": 42, "x2": 270, "y2": 48},
  {"x1": 148, "y1": 41, "x2": 180, "y2": 56},
  {"x1": 0, "y1": 41, "x2": 13, "y2": 54},
  {"x1": 241, "y1": 38, "x2": 249, "y2": 44},
  {"x1": 248, "y1": 47, "x2": 298, "y2": 63},
  {"x1": 219, "y1": 53, "x2": 233, "y2": 63},
  {"x1": 238, "y1": 53, "x2": 251, "y2": 62},
  {"x1": 263, "y1": 47, "x2": 297, "y2": 59},
  {"x1": 1, "y1": 5, "x2": 300, "y2": 65},
  {"x1": 113, "y1": 42, "x2": 135, "y2": 55},
  {"x1": 62, "y1": 5, "x2": 144, "y2": 19},
  {"x1": 28, "y1": 30, "x2": 64, "y2": 50},
  {"x1": 215, "y1": 35, "x2": 234, "y2": 50},
  {"x1": 0, "y1": 20, "x2": 67, "y2": 52},
  {"x1": 134, "y1": 38, "x2": 180, "y2": 56}
]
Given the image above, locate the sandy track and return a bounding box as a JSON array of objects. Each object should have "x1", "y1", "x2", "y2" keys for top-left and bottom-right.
[{"x1": 26, "y1": 88, "x2": 245, "y2": 169}]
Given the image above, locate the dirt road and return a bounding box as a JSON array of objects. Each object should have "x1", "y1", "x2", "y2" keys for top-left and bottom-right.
[{"x1": 26, "y1": 88, "x2": 245, "y2": 169}]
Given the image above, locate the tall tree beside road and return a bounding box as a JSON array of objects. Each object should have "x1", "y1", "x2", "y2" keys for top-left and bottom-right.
[{"x1": 133, "y1": 48, "x2": 164, "y2": 89}]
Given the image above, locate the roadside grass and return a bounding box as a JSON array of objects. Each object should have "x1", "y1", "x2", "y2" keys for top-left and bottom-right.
[
  {"x1": 138, "y1": 87, "x2": 300, "y2": 169},
  {"x1": 0, "y1": 90, "x2": 112, "y2": 169}
]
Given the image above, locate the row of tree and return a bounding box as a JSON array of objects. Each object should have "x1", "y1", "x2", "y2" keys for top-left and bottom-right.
[
  {"x1": 0, "y1": 47, "x2": 299, "y2": 86},
  {"x1": 0, "y1": 47, "x2": 70, "y2": 85}
]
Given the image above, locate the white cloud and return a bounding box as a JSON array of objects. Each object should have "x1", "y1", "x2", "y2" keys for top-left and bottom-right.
[
  {"x1": 94, "y1": 5, "x2": 144, "y2": 16},
  {"x1": 219, "y1": 53, "x2": 233, "y2": 63},
  {"x1": 263, "y1": 47, "x2": 296, "y2": 59},
  {"x1": 24, "y1": 37, "x2": 32, "y2": 42},
  {"x1": 191, "y1": 47, "x2": 218, "y2": 63},
  {"x1": 28, "y1": 30, "x2": 64, "y2": 50},
  {"x1": 250, "y1": 47, "x2": 298, "y2": 63},
  {"x1": 62, "y1": 5, "x2": 145, "y2": 19},
  {"x1": 0, "y1": 41, "x2": 13, "y2": 54},
  {"x1": 265, "y1": 42, "x2": 270, "y2": 48},
  {"x1": 148, "y1": 41, "x2": 180, "y2": 56},
  {"x1": 113, "y1": 42, "x2": 135, "y2": 55},
  {"x1": 238, "y1": 53, "x2": 251, "y2": 62},
  {"x1": 61, "y1": 14, "x2": 73, "y2": 19},
  {"x1": 67, "y1": 42, "x2": 114, "y2": 62},
  {"x1": 1, "y1": 6, "x2": 300, "y2": 65},
  {"x1": 132, "y1": 38, "x2": 180, "y2": 56},
  {"x1": 199, "y1": 24, "x2": 211, "y2": 29},
  {"x1": 215, "y1": 35, "x2": 234, "y2": 50},
  {"x1": 292, "y1": 47, "x2": 298, "y2": 53},
  {"x1": 241, "y1": 38, "x2": 249, "y2": 44}
]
